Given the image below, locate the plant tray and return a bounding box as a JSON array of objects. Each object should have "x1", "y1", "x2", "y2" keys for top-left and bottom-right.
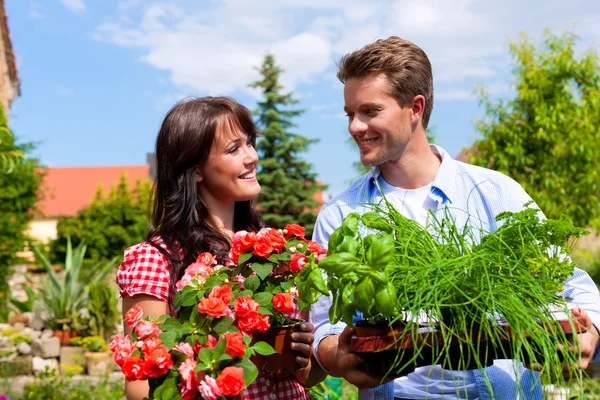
[{"x1": 350, "y1": 318, "x2": 586, "y2": 376}]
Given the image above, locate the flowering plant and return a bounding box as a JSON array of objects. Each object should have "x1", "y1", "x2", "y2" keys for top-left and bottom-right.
[{"x1": 110, "y1": 224, "x2": 328, "y2": 400}]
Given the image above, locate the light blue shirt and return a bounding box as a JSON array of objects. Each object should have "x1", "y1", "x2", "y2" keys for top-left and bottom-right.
[{"x1": 310, "y1": 145, "x2": 600, "y2": 400}]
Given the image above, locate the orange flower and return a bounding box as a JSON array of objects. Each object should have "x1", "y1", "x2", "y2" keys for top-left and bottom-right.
[
  {"x1": 196, "y1": 252, "x2": 217, "y2": 266},
  {"x1": 209, "y1": 285, "x2": 233, "y2": 305},
  {"x1": 233, "y1": 296, "x2": 260, "y2": 317},
  {"x1": 272, "y1": 292, "x2": 294, "y2": 314},
  {"x1": 216, "y1": 366, "x2": 245, "y2": 396},
  {"x1": 143, "y1": 347, "x2": 174, "y2": 378},
  {"x1": 285, "y1": 224, "x2": 305, "y2": 239},
  {"x1": 198, "y1": 297, "x2": 229, "y2": 318},
  {"x1": 222, "y1": 332, "x2": 246, "y2": 358}
]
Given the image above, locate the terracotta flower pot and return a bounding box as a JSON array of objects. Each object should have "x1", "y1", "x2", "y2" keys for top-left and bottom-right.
[
  {"x1": 251, "y1": 321, "x2": 303, "y2": 374},
  {"x1": 53, "y1": 329, "x2": 78, "y2": 346},
  {"x1": 84, "y1": 351, "x2": 112, "y2": 376},
  {"x1": 350, "y1": 317, "x2": 588, "y2": 376}
]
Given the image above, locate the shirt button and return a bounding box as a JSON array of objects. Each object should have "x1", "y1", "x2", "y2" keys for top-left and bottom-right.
[{"x1": 269, "y1": 394, "x2": 276, "y2": 399}]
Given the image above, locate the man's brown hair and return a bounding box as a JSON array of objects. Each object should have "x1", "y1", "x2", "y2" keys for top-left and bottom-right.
[{"x1": 337, "y1": 36, "x2": 434, "y2": 129}]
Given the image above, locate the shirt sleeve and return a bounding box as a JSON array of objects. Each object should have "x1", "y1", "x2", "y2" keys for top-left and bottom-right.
[
  {"x1": 310, "y1": 204, "x2": 348, "y2": 374},
  {"x1": 116, "y1": 241, "x2": 171, "y2": 302}
]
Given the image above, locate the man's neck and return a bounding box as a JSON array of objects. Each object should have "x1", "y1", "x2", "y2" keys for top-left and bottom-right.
[{"x1": 379, "y1": 143, "x2": 442, "y2": 189}]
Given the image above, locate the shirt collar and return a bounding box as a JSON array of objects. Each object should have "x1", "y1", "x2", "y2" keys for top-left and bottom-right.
[{"x1": 366, "y1": 144, "x2": 457, "y2": 205}]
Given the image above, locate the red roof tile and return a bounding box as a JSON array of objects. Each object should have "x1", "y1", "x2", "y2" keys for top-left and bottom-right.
[{"x1": 38, "y1": 165, "x2": 151, "y2": 217}]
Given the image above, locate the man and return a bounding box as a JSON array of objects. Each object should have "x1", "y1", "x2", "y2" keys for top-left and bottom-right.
[{"x1": 310, "y1": 36, "x2": 600, "y2": 399}]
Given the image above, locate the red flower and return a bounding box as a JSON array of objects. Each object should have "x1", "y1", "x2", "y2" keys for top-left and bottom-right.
[
  {"x1": 109, "y1": 335, "x2": 135, "y2": 367},
  {"x1": 141, "y1": 337, "x2": 162, "y2": 356},
  {"x1": 306, "y1": 240, "x2": 322, "y2": 254},
  {"x1": 285, "y1": 224, "x2": 305, "y2": 239},
  {"x1": 290, "y1": 253, "x2": 308, "y2": 273},
  {"x1": 237, "y1": 311, "x2": 270, "y2": 333},
  {"x1": 233, "y1": 296, "x2": 260, "y2": 317},
  {"x1": 193, "y1": 334, "x2": 217, "y2": 355},
  {"x1": 196, "y1": 252, "x2": 217, "y2": 266},
  {"x1": 144, "y1": 347, "x2": 174, "y2": 378},
  {"x1": 122, "y1": 355, "x2": 148, "y2": 381},
  {"x1": 124, "y1": 304, "x2": 143, "y2": 327},
  {"x1": 256, "y1": 313, "x2": 271, "y2": 332},
  {"x1": 135, "y1": 321, "x2": 161, "y2": 339},
  {"x1": 209, "y1": 285, "x2": 233, "y2": 305},
  {"x1": 222, "y1": 332, "x2": 246, "y2": 358},
  {"x1": 178, "y1": 358, "x2": 199, "y2": 400},
  {"x1": 263, "y1": 228, "x2": 286, "y2": 252},
  {"x1": 198, "y1": 297, "x2": 229, "y2": 318},
  {"x1": 252, "y1": 236, "x2": 274, "y2": 258},
  {"x1": 231, "y1": 231, "x2": 257, "y2": 263},
  {"x1": 216, "y1": 366, "x2": 245, "y2": 396},
  {"x1": 272, "y1": 292, "x2": 294, "y2": 314}
]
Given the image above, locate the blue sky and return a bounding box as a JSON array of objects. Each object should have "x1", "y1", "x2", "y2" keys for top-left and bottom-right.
[{"x1": 7, "y1": 0, "x2": 600, "y2": 196}]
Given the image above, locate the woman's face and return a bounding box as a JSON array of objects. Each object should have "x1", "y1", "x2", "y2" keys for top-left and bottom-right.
[{"x1": 197, "y1": 116, "x2": 261, "y2": 206}]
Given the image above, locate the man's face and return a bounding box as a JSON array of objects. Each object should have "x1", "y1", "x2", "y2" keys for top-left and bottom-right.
[{"x1": 343, "y1": 73, "x2": 414, "y2": 167}]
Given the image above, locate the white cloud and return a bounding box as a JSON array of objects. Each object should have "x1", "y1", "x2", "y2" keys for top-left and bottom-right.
[
  {"x1": 28, "y1": 1, "x2": 46, "y2": 19},
  {"x1": 58, "y1": 0, "x2": 86, "y2": 13},
  {"x1": 94, "y1": 0, "x2": 600, "y2": 96}
]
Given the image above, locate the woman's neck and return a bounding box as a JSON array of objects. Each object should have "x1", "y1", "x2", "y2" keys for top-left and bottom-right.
[{"x1": 205, "y1": 200, "x2": 235, "y2": 239}]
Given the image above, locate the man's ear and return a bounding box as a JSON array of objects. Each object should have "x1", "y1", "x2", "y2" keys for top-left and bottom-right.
[{"x1": 411, "y1": 95, "x2": 425, "y2": 125}]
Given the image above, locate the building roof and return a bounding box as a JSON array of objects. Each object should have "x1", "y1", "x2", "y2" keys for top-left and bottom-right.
[{"x1": 38, "y1": 165, "x2": 151, "y2": 217}]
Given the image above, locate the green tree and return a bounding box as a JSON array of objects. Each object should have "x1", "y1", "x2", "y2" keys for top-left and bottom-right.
[
  {"x1": 0, "y1": 107, "x2": 42, "y2": 320},
  {"x1": 471, "y1": 29, "x2": 600, "y2": 229},
  {"x1": 50, "y1": 174, "x2": 151, "y2": 266},
  {"x1": 250, "y1": 54, "x2": 326, "y2": 236}
]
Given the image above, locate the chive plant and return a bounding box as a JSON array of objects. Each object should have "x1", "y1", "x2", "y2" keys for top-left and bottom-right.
[{"x1": 298, "y1": 200, "x2": 591, "y2": 398}]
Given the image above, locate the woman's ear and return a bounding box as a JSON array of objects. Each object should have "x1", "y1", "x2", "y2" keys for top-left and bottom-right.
[{"x1": 196, "y1": 168, "x2": 203, "y2": 183}]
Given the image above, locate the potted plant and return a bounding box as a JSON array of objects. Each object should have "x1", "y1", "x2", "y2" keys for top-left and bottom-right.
[
  {"x1": 227, "y1": 224, "x2": 327, "y2": 374},
  {"x1": 80, "y1": 336, "x2": 112, "y2": 376},
  {"x1": 298, "y1": 203, "x2": 589, "y2": 388},
  {"x1": 109, "y1": 223, "x2": 327, "y2": 399},
  {"x1": 31, "y1": 237, "x2": 119, "y2": 345},
  {"x1": 60, "y1": 336, "x2": 87, "y2": 372}
]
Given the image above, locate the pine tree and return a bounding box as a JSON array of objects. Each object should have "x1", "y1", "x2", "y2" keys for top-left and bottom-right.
[{"x1": 250, "y1": 54, "x2": 325, "y2": 236}]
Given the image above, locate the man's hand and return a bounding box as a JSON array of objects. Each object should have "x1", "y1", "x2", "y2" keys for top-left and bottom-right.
[
  {"x1": 320, "y1": 326, "x2": 396, "y2": 389},
  {"x1": 571, "y1": 308, "x2": 599, "y2": 370}
]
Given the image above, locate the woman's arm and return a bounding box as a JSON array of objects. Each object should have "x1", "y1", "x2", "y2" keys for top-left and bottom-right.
[
  {"x1": 291, "y1": 311, "x2": 328, "y2": 387},
  {"x1": 122, "y1": 294, "x2": 170, "y2": 400}
]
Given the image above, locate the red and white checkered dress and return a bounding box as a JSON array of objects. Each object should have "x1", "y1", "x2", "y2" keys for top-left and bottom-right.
[{"x1": 116, "y1": 237, "x2": 310, "y2": 400}]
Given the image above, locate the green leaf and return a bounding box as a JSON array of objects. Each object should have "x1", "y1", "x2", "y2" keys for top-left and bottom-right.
[
  {"x1": 361, "y1": 212, "x2": 393, "y2": 233},
  {"x1": 253, "y1": 292, "x2": 273, "y2": 306},
  {"x1": 327, "y1": 229, "x2": 344, "y2": 253},
  {"x1": 318, "y1": 253, "x2": 360, "y2": 275},
  {"x1": 252, "y1": 341, "x2": 276, "y2": 355},
  {"x1": 244, "y1": 275, "x2": 260, "y2": 292},
  {"x1": 199, "y1": 347, "x2": 214, "y2": 365},
  {"x1": 354, "y1": 277, "x2": 375, "y2": 315},
  {"x1": 238, "y1": 253, "x2": 252, "y2": 266},
  {"x1": 235, "y1": 358, "x2": 260, "y2": 387},
  {"x1": 251, "y1": 262, "x2": 274, "y2": 280},
  {"x1": 257, "y1": 306, "x2": 273, "y2": 315},
  {"x1": 365, "y1": 234, "x2": 394, "y2": 270},
  {"x1": 213, "y1": 316, "x2": 234, "y2": 335},
  {"x1": 213, "y1": 337, "x2": 226, "y2": 361},
  {"x1": 173, "y1": 286, "x2": 199, "y2": 309},
  {"x1": 341, "y1": 213, "x2": 360, "y2": 237},
  {"x1": 238, "y1": 289, "x2": 253, "y2": 297},
  {"x1": 159, "y1": 330, "x2": 179, "y2": 350}
]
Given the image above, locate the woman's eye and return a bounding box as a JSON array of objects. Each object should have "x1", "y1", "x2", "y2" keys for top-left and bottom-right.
[{"x1": 228, "y1": 146, "x2": 238, "y2": 154}]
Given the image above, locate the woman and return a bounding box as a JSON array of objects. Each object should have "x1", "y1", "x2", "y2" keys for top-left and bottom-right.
[{"x1": 116, "y1": 97, "x2": 326, "y2": 399}]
